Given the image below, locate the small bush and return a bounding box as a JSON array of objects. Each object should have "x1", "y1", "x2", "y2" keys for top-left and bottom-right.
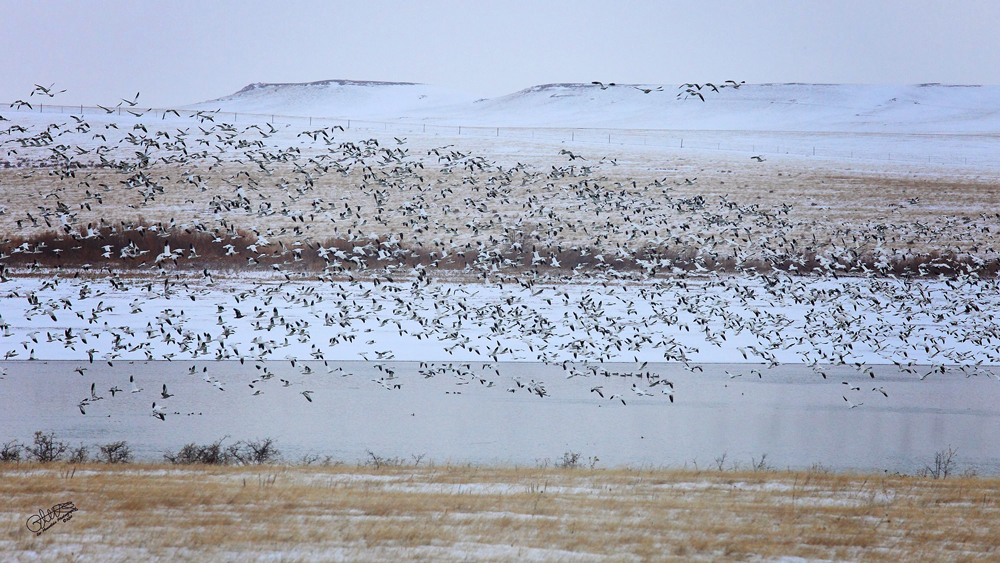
[
  {"x1": 300, "y1": 453, "x2": 340, "y2": 466},
  {"x1": 98, "y1": 441, "x2": 133, "y2": 464},
  {"x1": 227, "y1": 438, "x2": 281, "y2": 465},
  {"x1": 556, "y1": 451, "x2": 582, "y2": 469},
  {"x1": 714, "y1": 452, "x2": 728, "y2": 471},
  {"x1": 364, "y1": 449, "x2": 407, "y2": 469},
  {"x1": 0, "y1": 440, "x2": 22, "y2": 463},
  {"x1": 807, "y1": 462, "x2": 833, "y2": 475},
  {"x1": 26, "y1": 431, "x2": 68, "y2": 463},
  {"x1": 164, "y1": 437, "x2": 230, "y2": 465},
  {"x1": 68, "y1": 444, "x2": 89, "y2": 464},
  {"x1": 922, "y1": 446, "x2": 958, "y2": 479},
  {"x1": 750, "y1": 453, "x2": 772, "y2": 472}
]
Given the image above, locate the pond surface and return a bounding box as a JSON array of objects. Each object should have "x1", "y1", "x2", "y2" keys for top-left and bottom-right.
[{"x1": 2, "y1": 361, "x2": 998, "y2": 474}]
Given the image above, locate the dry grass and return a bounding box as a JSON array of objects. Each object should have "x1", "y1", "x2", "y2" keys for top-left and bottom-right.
[{"x1": 1, "y1": 463, "x2": 998, "y2": 561}]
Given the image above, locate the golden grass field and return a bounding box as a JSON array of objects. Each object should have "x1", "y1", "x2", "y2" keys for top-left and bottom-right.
[{"x1": 2, "y1": 463, "x2": 999, "y2": 562}]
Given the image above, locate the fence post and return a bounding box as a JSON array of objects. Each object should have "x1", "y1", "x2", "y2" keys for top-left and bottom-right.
[
  {"x1": 571, "y1": 132, "x2": 574, "y2": 141},
  {"x1": 348, "y1": 119, "x2": 351, "y2": 129},
  {"x1": 608, "y1": 133, "x2": 611, "y2": 144},
  {"x1": 459, "y1": 126, "x2": 461, "y2": 135},
  {"x1": 496, "y1": 127, "x2": 499, "y2": 137},
  {"x1": 681, "y1": 139, "x2": 684, "y2": 148}
]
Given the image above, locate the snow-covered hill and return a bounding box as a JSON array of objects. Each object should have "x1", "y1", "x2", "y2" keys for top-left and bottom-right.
[
  {"x1": 451, "y1": 83, "x2": 1000, "y2": 133},
  {"x1": 190, "y1": 81, "x2": 1000, "y2": 133},
  {"x1": 189, "y1": 79, "x2": 478, "y2": 120}
]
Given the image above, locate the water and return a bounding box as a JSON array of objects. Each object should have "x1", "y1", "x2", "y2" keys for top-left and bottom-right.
[{"x1": 2, "y1": 361, "x2": 998, "y2": 474}]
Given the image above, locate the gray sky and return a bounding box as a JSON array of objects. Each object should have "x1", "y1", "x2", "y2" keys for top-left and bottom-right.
[{"x1": 2, "y1": 0, "x2": 998, "y2": 107}]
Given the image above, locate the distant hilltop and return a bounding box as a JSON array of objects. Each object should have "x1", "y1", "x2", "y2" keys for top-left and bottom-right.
[
  {"x1": 233, "y1": 79, "x2": 422, "y2": 95},
  {"x1": 197, "y1": 79, "x2": 476, "y2": 120},
  {"x1": 189, "y1": 81, "x2": 1000, "y2": 133}
]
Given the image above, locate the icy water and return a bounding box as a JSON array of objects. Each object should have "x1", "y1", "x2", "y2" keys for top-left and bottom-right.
[{"x1": 2, "y1": 361, "x2": 999, "y2": 474}]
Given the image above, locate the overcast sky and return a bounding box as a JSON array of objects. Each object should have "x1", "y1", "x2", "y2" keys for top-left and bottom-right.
[{"x1": 2, "y1": 0, "x2": 998, "y2": 107}]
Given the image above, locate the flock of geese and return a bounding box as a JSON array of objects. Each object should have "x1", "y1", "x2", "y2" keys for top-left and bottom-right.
[
  {"x1": 1, "y1": 84, "x2": 999, "y2": 421},
  {"x1": 588, "y1": 80, "x2": 745, "y2": 102},
  {"x1": 678, "y1": 81, "x2": 745, "y2": 102}
]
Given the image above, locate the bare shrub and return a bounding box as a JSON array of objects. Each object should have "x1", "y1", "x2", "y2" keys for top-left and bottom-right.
[
  {"x1": 553, "y1": 451, "x2": 598, "y2": 469},
  {"x1": 714, "y1": 452, "x2": 728, "y2": 472},
  {"x1": 164, "y1": 437, "x2": 230, "y2": 465},
  {"x1": 299, "y1": 453, "x2": 321, "y2": 466},
  {"x1": 68, "y1": 444, "x2": 89, "y2": 464},
  {"x1": 98, "y1": 441, "x2": 133, "y2": 464},
  {"x1": 0, "y1": 440, "x2": 22, "y2": 463},
  {"x1": 227, "y1": 438, "x2": 281, "y2": 465},
  {"x1": 922, "y1": 446, "x2": 958, "y2": 479},
  {"x1": 750, "y1": 453, "x2": 772, "y2": 472},
  {"x1": 556, "y1": 451, "x2": 582, "y2": 469},
  {"x1": 365, "y1": 449, "x2": 407, "y2": 469},
  {"x1": 807, "y1": 462, "x2": 833, "y2": 475},
  {"x1": 300, "y1": 453, "x2": 340, "y2": 466},
  {"x1": 26, "y1": 431, "x2": 68, "y2": 463}
]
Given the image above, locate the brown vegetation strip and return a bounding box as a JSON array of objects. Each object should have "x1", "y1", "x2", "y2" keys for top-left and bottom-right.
[
  {"x1": 4, "y1": 221, "x2": 998, "y2": 278},
  {"x1": 1, "y1": 464, "x2": 998, "y2": 561}
]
